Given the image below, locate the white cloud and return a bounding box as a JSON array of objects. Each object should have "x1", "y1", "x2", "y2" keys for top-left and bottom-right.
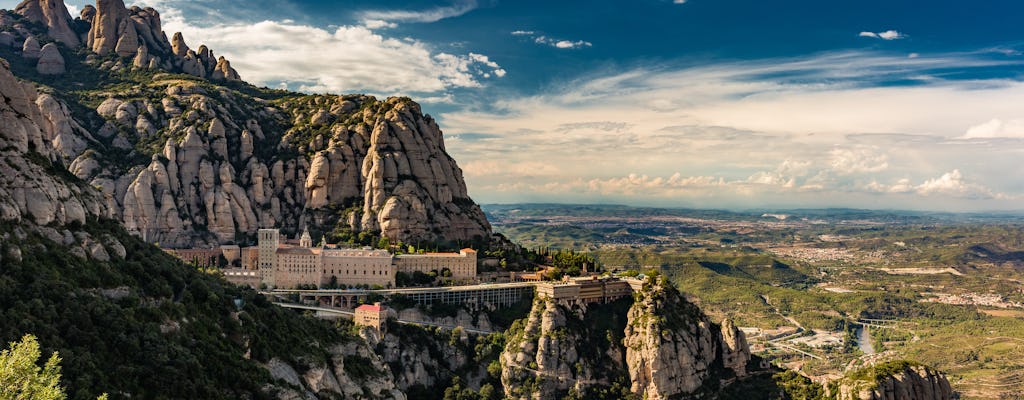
[
  {"x1": 859, "y1": 30, "x2": 905, "y2": 40},
  {"x1": 829, "y1": 147, "x2": 889, "y2": 175},
  {"x1": 362, "y1": 19, "x2": 397, "y2": 29},
  {"x1": 674, "y1": 0, "x2": 687, "y2": 3},
  {"x1": 441, "y1": 50, "x2": 1024, "y2": 210},
  {"x1": 961, "y1": 118, "x2": 1024, "y2": 139},
  {"x1": 514, "y1": 32, "x2": 592, "y2": 49},
  {"x1": 358, "y1": 0, "x2": 478, "y2": 25},
  {"x1": 866, "y1": 170, "x2": 1008, "y2": 199},
  {"x1": 554, "y1": 40, "x2": 592, "y2": 49},
  {"x1": 155, "y1": 8, "x2": 504, "y2": 95}
]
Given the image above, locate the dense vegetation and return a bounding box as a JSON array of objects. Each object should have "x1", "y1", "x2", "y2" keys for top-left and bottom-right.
[{"x1": 0, "y1": 218, "x2": 361, "y2": 400}]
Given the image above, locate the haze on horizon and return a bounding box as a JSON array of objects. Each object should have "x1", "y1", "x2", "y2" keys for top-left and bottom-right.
[{"x1": 12, "y1": 0, "x2": 1024, "y2": 212}]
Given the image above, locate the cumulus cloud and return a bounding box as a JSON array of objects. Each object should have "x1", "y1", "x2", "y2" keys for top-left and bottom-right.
[
  {"x1": 859, "y1": 30, "x2": 905, "y2": 40},
  {"x1": 154, "y1": 8, "x2": 503, "y2": 95},
  {"x1": 865, "y1": 170, "x2": 1007, "y2": 199},
  {"x1": 960, "y1": 118, "x2": 1024, "y2": 139},
  {"x1": 358, "y1": 0, "x2": 478, "y2": 25},
  {"x1": 829, "y1": 147, "x2": 889, "y2": 175},
  {"x1": 442, "y1": 50, "x2": 1024, "y2": 210}
]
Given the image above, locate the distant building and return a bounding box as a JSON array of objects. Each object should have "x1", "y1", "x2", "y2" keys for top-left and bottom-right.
[
  {"x1": 322, "y1": 248, "x2": 394, "y2": 288},
  {"x1": 354, "y1": 302, "x2": 388, "y2": 331},
  {"x1": 173, "y1": 227, "x2": 481, "y2": 289},
  {"x1": 536, "y1": 276, "x2": 634, "y2": 306},
  {"x1": 395, "y1": 249, "x2": 477, "y2": 281},
  {"x1": 258, "y1": 228, "x2": 280, "y2": 287},
  {"x1": 164, "y1": 248, "x2": 222, "y2": 268}
]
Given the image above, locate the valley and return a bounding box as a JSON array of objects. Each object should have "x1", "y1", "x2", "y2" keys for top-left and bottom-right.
[{"x1": 486, "y1": 203, "x2": 1024, "y2": 399}]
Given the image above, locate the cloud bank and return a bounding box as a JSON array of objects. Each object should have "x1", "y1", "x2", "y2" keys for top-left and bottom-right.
[
  {"x1": 442, "y1": 51, "x2": 1024, "y2": 210},
  {"x1": 148, "y1": 2, "x2": 502, "y2": 96}
]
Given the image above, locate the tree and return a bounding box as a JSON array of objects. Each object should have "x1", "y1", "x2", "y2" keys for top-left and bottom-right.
[
  {"x1": 0, "y1": 334, "x2": 65, "y2": 400},
  {"x1": 0, "y1": 334, "x2": 107, "y2": 400}
]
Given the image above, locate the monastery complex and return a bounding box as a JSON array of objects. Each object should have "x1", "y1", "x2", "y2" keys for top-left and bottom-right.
[{"x1": 166, "y1": 228, "x2": 477, "y2": 289}]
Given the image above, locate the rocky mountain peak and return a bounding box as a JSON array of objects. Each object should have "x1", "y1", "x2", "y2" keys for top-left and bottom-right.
[
  {"x1": 7, "y1": 0, "x2": 238, "y2": 81},
  {"x1": 13, "y1": 0, "x2": 80, "y2": 47}
]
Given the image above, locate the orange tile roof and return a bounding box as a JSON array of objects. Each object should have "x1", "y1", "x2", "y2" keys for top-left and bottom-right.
[{"x1": 355, "y1": 304, "x2": 383, "y2": 312}]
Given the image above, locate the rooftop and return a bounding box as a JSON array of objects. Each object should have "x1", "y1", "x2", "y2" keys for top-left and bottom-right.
[{"x1": 355, "y1": 303, "x2": 383, "y2": 312}]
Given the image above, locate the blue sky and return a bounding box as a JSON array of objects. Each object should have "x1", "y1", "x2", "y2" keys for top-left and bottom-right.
[{"x1": 7, "y1": 0, "x2": 1024, "y2": 211}]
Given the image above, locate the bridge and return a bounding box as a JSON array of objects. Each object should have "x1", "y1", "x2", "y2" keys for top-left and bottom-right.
[
  {"x1": 274, "y1": 302, "x2": 494, "y2": 334},
  {"x1": 262, "y1": 282, "x2": 536, "y2": 309}
]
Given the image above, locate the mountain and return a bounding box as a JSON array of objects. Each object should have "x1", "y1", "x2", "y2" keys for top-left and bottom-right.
[
  {"x1": 0, "y1": 0, "x2": 490, "y2": 248},
  {"x1": 0, "y1": 1, "x2": 957, "y2": 399}
]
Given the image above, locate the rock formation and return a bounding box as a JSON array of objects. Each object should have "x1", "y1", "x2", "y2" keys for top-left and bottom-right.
[
  {"x1": 0, "y1": 58, "x2": 117, "y2": 260},
  {"x1": 720, "y1": 318, "x2": 751, "y2": 377},
  {"x1": 21, "y1": 35, "x2": 40, "y2": 58},
  {"x1": 0, "y1": 2, "x2": 495, "y2": 248},
  {"x1": 13, "y1": 0, "x2": 81, "y2": 47},
  {"x1": 500, "y1": 298, "x2": 602, "y2": 399},
  {"x1": 623, "y1": 277, "x2": 751, "y2": 400},
  {"x1": 65, "y1": 86, "x2": 489, "y2": 247},
  {"x1": 500, "y1": 279, "x2": 754, "y2": 400},
  {"x1": 36, "y1": 42, "x2": 64, "y2": 74},
  {"x1": 265, "y1": 343, "x2": 406, "y2": 400},
  {"x1": 832, "y1": 361, "x2": 954, "y2": 400}
]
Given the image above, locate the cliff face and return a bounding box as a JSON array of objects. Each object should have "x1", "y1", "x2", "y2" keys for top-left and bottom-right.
[
  {"x1": 499, "y1": 282, "x2": 750, "y2": 400},
  {"x1": 623, "y1": 278, "x2": 751, "y2": 400},
  {"x1": 833, "y1": 361, "x2": 954, "y2": 400},
  {"x1": 500, "y1": 298, "x2": 595, "y2": 399},
  {"x1": 266, "y1": 342, "x2": 406, "y2": 400},
  {"x1": 0, "y1": 58, "x2": 123, "y2": 261},
  {"x1": 67, "y1": 87, "x2": 489, "y2": 247},
  {"x1": 1, "y1": 0, "x2": 491, "y2": 247}
]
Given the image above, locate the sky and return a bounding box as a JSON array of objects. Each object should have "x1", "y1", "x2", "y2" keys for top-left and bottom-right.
[{"x1": 6, "y1": 0, "x2": 1024, "y2": 211}]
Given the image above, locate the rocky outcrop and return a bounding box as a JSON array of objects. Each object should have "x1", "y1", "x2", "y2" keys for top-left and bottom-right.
[
  {"x1": 36, "y1": 42, "x2": 64, "y2": 74},
  {"x1": 1, "y1": 2, "x2": 484, "y2": 247},
  {"x1": 720, "y1": 318, "x2": 751, "y2": 377},
  {"x1": 0, "y1": 58, "x2": 120, "y2": 261},
  {"x1": 265, "y1": 341, "x2": 406, "y2": 400},
  {"x1": 833, "y1": 361, "x2": 954, "y2": 400},
  {"x1": 368, "y1": 322, "x2": 472, "y2": 392},
  {"x1": 63, "y1": 0, "x2": 240, "y2": 80},
  {"x1": 14, "y1": 0, "x2": 81, "y2": 47},
  {"x1": 623, "y1": 277, "x2": 751, "y2": 400},
  {"x1": 501, "y1": 299, "x2": 587, "y2": 399},
  {"x1": 66, "y1": 86, "x2": 489, "y2": 247},
  {"x1": 21, "y1": 35, "x2": 40, "y2": 58},
  {"x1": 500, "y1": 297, "x2": 635, "y2": 400}
]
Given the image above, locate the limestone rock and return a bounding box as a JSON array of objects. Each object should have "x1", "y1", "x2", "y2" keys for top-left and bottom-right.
[
  {"x1": 0, "y1": 59, "x2": 106, "y2": 228},
  {"x1": 36, "y1": 43, "x2": 65, "y2": 75},
  {"x1": 720, "y1": 318, "x2": 751, "y2": 377},
  {"x1": 623, "y1": 278, "x2": 749, "y2": 400},
  {"x1": 170, "y1": 31, "x2": 188, "y2": 57},
  {"x1": 211, "y1": 56, "x2": 240, "y2": 81},
  {"x1": 834, "y1": 361, "x2": 954, "y2": 400},
  {"x1": 21, "y1": 35, "x2": 40, "y2": 59},
  {"x1": 14, "y1": 0, "x2": 81, "y2": 47},
  {"x1": 88, "y1": 0, "x2": 130, "y2": 55}
]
